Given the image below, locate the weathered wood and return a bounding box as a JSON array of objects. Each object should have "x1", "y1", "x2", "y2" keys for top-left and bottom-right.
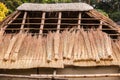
[
  {"x1": 0, "y1": 11, "x2": 18, "y2": 28},
  {"x1": 4, "y1": 12, "x2": 21, "y2": 29},
  {"x1": 99, "y1": 20, "x2": 103, "y2": 29},
  {"x1": 20, "y1": 11, "x2": 27, "y2": 33},
  {"x1": 57, "y1": 12, "x2": 62, "y2": 33},
  {"x1": 15, "y1": 17, "x2": 100, "y2": 20},
  {"x1": 31, "y1": 73, "x2": 120, "y2": 78},
  {"x1": 78, "y1": 12, "x2": 81, "y2": 29},
  {"x1": 0, "y1": 73, "x2": 120, "y2": 79},
  {"x1": 39, "y1": 12, "x2": 46, "y2": 34}
]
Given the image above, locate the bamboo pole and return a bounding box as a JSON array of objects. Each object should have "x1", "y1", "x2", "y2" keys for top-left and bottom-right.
[
  {"x1": 31, "y1": 73, "x2": 120, "y2": 78},
  {"x1": 0, "y1": 73, "x2": 120, "y2": 79}
]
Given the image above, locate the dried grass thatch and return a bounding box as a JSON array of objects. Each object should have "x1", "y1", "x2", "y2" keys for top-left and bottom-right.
[
  {"x1": 0, "y1": 27, "x2": 119, "y2": 69},
  {"x1": 17, "y1": 3, "x2": 93, "y2": 11}
]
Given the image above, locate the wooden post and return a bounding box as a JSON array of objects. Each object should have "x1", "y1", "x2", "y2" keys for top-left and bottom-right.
[
  {"x1": 57, "y1": 12, "x2": 62, "y2": 33},
  {"x1": 78, "y1": 12, "x2": 81, "y2": 29},
  {"x1": 99, "y1": 20, "x2": 103, "y2": 30},
  {"x1": 39, "y1": 12, "x2": 46, "y2": 34}
]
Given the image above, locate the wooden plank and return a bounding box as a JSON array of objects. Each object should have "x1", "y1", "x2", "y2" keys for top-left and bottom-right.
[{"x1": 39, "y1": 12, "x2": 46, "y2": 34}]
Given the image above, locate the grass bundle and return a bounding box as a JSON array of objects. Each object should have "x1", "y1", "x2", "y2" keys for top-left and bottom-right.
[
  {"x1": 11, "y1": 32, "x2": 27, "y2": 61},
  {"x1": 4, "y1": 34, "x2": 18, "y2": 61},
  {"x1": 67, "y1": 29, "x2": 75, "y2": 60},
  {"x1": 63, "y1": 30, "x2": 69, "y2": 59},
  {"x1": 46, "y1": 32, "x2": 54, "y2": 62},
  {"x1": 54, "y1": 32, "x2": 60, "y2": 60}
]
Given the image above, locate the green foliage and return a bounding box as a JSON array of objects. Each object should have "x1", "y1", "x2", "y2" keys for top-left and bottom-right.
[
  {"x1": 6, "y1": 0, "x2": 22, "y2": 12},
  {"x1": 109, "y1": 11, "x2": 120, "y2": 22},
  {"x1": 95, "y1": 0, "x2": 120, "y2": 13},
  {"x1": 96, "y1": 9, "x2": 109, "y2": 17},
  {"x1": 0, "y1": 2, "x2": 8, "y2": 21}
]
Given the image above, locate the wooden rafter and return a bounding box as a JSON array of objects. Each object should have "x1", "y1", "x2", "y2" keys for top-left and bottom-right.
[
  {"x1": 39, "y1": 12, "x2": 46, "y2": 34},
  {"x1": 20, "y1": 11, "x2": 27, "y2": 33},
  {"x1": 3, "y1": 11, "x2": 21, "y2": 29},
  {"x1": 57, "y1": 12, "x2": 62, "y2": 33},
  {"x1": 78, "y1": 12, "x2": 81, "y2": 29}
]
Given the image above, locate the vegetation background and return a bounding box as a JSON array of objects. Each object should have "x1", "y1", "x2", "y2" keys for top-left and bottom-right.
[{"x1": 0, "y1": 0, "x2": 120, "y2": 22}]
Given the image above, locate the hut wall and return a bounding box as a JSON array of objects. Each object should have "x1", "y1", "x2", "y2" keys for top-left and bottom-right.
[{"x1": 0, "y1": 66, "x2": 119, "y2": 80}]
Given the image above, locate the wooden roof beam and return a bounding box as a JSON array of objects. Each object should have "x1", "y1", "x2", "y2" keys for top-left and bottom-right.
[
  {"x1": 39, "y1": 12, "x2": 46, "y2": 34},
  {"x1": 78, "y1": 12, "x2": 81, "y2": 29}
]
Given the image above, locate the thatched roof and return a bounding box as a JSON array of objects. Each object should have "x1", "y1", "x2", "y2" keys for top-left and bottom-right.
[
  {"x1": 0, "y1": 3, "x2": 120, "y2": 69},
  {"x1": 17, "y1": 3, "x2": 93, "y2": 11}
]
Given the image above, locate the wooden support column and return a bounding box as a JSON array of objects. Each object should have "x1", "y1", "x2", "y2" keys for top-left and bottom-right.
[
  {"x1": 57, "y1": 12, "x2": 62, "y2": 33},
  {"x1": 78, "y1": 12, "x2": 81, "y2": 29},
  {"x1": 99, "y1": 20, "x2": 103, "y2": 30},
  {"x1": 39, "y1": 12, "x2": 46, "y2": 34}
]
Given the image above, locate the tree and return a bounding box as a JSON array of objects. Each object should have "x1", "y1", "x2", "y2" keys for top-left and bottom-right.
[
  {"x1": 0, "y1": 2, "x2": 8, "y2": 21},
  {"x1": 0, "y1": 0, "x2": 22, "y2": 13}
]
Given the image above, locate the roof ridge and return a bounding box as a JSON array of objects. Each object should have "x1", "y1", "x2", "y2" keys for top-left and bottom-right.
[{"x1": 17, "y1": 3, "x2": 93, "y2": 11}]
